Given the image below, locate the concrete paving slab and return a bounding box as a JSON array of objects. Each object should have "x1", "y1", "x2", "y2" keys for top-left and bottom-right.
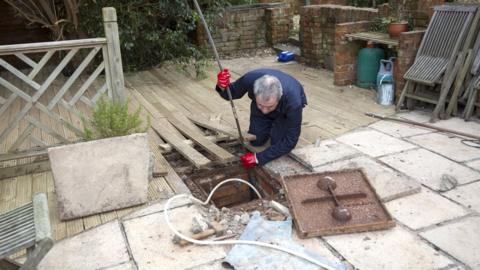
[
  {"x1": 431, "y1": 117, "x2": 480, "y2": 137},
  {"x1": 379, "y1": 149, "x2": 480, "y2": 191},
  {"x1": 369, "y1": 120, "x2": 432, "y2": 138},
  {"x1": 396, "y1": 110, "x2": 431, "y2": 123},
  {"x1": 184, "y1": 260, "x2": 228, "y2": 270},
  {"x1": 324, "y1": 226, "x2": 457, "y2": 270},
  {"x1": 291, "y1": 140, "x2": 360, "y2": 169},
  {"x1": 385, "y1": 188, "x2": 469, "y2": 230},
  {"x1": 123, "y1": 196, "x2": 192, "y2": 220},
  {"x1": 48, "y1": 133, "x2": 150, "y2": 220},
  {"x1": 443, "y1": 181, "x2": 480, "y2": 213},
  {"x1": 336, "y1": 129, "x2": 417, "y2": 157},
  {"x1": 406, "y1": 133, "x2": 480, "y2": 162},
  {"x1": 314, "y1": 156, "x2": 420, "y2": 202},
  {"x1": 264, "y1": 155, "x2": 311, "y2": 177},
  {"x1": 38, "y1": 221, "x2": 130, "y2": 270},
  {"x1": 420, "y1": 216, "x2": 480, "y2": 269},
  {"x1": 466, "y1": 159, "x2": 480, "y2": 171},
  {"x1": 291, "y1": 232, "x2": 343, "y2": 265},
  {"x1": 104, "y1": 262, "x2": 135, "y2": 270},
  {"x1": 123, "y1": 204, "x2": 226, "y2": 270}
]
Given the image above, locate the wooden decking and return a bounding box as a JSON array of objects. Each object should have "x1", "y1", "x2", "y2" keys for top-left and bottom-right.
[{"x1": 0, "y1": 56, "x2": 394, "y2": 245}]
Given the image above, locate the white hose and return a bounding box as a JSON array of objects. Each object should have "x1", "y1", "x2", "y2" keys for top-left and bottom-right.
[{"x1": 163, "y1": 178, "x2": 341, "y2": 270}]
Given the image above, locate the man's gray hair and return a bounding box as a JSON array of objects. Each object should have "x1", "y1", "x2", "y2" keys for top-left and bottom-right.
[{"x1": 253, "y1": 75, "x2": 283, "y2": 101}]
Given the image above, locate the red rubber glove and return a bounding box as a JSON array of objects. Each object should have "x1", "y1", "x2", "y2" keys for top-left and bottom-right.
[
  {"x1": 240, "y1": 152, "x2": 257, "y2": 169},
  {"x1": 217, "y1": 69, "x2": 231, "y2": 89}
]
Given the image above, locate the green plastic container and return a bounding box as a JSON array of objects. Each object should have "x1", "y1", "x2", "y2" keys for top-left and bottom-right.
[{"x1": 356, "y1": 46, "x2": 385, "y2": 89}]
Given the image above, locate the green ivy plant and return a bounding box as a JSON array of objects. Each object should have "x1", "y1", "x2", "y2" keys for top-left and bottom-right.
[{"x1": 82, "y1": 96, "x2": 150, "y2": 140}]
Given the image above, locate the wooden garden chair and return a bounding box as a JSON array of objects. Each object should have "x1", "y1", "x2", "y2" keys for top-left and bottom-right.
[
  {"x1": 0, "y1": 193, "x2": 53, "y2": 270},
  {"x1": 396, "y1": 5, "x2": 478, "y2": 121}
]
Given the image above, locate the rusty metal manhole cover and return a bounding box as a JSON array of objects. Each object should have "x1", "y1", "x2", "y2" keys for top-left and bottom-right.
[{"x1": 282, "y1": 169, "x2": 395, "y2": 237}]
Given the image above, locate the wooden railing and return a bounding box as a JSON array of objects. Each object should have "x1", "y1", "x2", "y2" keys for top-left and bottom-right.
[{"x1": 0, "y1": 8, "x2": 124, "y2": 164}]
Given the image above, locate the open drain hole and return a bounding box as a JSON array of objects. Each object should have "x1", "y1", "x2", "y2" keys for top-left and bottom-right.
[{"x1": 184, "y1": 165, "x2": 283, "y2": 209}]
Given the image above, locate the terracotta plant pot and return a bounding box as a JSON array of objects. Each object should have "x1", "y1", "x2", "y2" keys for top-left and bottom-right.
[{"x1": 387, "y1": 22, "x2": 408, "y2": 38}]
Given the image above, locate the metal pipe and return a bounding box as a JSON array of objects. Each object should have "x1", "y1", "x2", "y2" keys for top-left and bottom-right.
[
  {"x1": 191, "y1": 0, "x2": 256, "y2": 183},
  {"x1": 365, "y1": 112, "x2": 480, "y2": 140}
]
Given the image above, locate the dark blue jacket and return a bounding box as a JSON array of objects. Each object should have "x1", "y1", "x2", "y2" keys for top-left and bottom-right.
[{"x1": 215, "y1": 68, "x2": 307, "y2": 165}]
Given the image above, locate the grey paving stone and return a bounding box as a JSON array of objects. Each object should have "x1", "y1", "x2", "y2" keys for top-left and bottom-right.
[
  {"x1": 314, "y1": 156, "x2": 420, "y2": 202},
  {"x1": 183, "y1": 260, "x2": 227, "y2": 270},
  {"x1": 324, "y1": 226, "x2": 457, "y2": 270},
  {"x1": 123, "y1": 204, "x2": 226, "y2": 270},
  {"x1": 420, "y1": 216, "x2": 480, "y2": 269},
  {"x1": 396, "y1": 110, "x2": 431, "y2": 123},
  {"x1": 48, "y1": 133, "x2": 150, "y2": 220},
  {"x1": 369, "y1": 120, "x2": 432, "y2": 138},
  {"x1": 406, "y1": 133, "x2": 480, "y2": 162},
  {"x1": 336, "y1": 129, "x2": 417, "y2": 157},
  {"x1": 291, "y1": 140, "x2": 360, "y2": 169},
  {"x1": 466, "y1": 159, "x2": 480, "y2": 171},
  {"x1": 443, "y1": 181, "x2": 480, "y2": 213},
  {"x1": 104, "y1": 262, "x2": 135, "y2": 270},
  {"x1": 379, "y1": 149, "x2": 480, "y2": 191},
  {"x1": 123, "y1": 196, "x2": 192, "y2": 220},
  {"x1": 291, "y1": 232, "x2": 343, "y2": 266},
  {"x1": 264, "y1": 155, "x2": 311, "y2": 177},
  {"x1": 431, "y1": 117, "x2": 480, "y2": 137},
  {"x1": 38, "y1": 221, "x2": 130, "y2": 270},
  {"x1": 386, "y1": 188, "x2": 469, "y2": 230}
]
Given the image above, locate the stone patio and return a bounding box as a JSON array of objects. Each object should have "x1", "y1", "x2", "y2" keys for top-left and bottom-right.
[{"x1": 34, "y1": 111, "x2": 480, "y2": 270}]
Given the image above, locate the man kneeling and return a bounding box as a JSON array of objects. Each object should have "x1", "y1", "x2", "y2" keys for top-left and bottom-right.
[{"x1": 215, "y1": 68, "x2": 307, "y2": 168}]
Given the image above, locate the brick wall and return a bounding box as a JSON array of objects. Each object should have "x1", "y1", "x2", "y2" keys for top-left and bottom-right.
[
  {"x1": 197, "y1": 3, "x2": 292, "y2": 56},
  {"x1": 395, "y1": 30, "x2": 425, "y2": 96},
  {"x1": 333, "y1": 21, "x2": 373, "y2": 86},
  {"x1": 266, "y1": 5, "x2": 294, "y2": 45},
  {"x1": 300, "y1": 5, "x2": 377, "y2": 70}
]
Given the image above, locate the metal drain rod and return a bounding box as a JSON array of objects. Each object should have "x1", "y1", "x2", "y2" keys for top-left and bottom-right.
[{"x1": 192, "y1": 0, "x2": 256, "y2": 184}]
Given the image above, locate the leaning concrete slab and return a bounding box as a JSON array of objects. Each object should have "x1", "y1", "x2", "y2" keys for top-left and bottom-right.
[
  {"x1": 38, "y1": 221, "x2": 130, "y2": 270},
  {"x1": 368, "y1": 120, "x2": 432, "y2": 138},
  {"x1": 48, "y1": 133, "x2": 150, "y2": 220},
  {"x1": 324, "y1": 226, "x2": 457, "y2": 270},
  {"x1": 420, "y1": 216, "x2": 480, "y2": 269},
  {"x1": 291, "y1": 140, "x2": 360, "y2": 170},
  {"x1": 406, "y1": 133, "x2": 480, "y2": 162},
  {"x1": 385, "y1": 188, "x2": 469, "y2": 230},
  {"x1": 336, "y1": 129, "x2": 417, "y2": 157},
  {"x1": 443, "y1": 181, "x2": 480, "y2": 213},
  {"x1": 380, "y1": 149, "x2": 480, "y2": 191},
  {"x1": 123, "y1": 204, "x2": 226, "y2": 270},
  {"x1": 314, "y1": 156, "x2": 420, "y2": 202}
]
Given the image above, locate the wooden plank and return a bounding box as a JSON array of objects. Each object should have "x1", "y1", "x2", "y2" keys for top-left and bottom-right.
[
  {"x1": 151, "y1": 101, "x2": 234, "y2": 161},
  {"x1": 0, "y1": 38, "x2": 107, "y2": 56},
  {"x1": 151, "y1": 120, "x2": 211, "y2": 168},
  {"x1": 29, "y1": 50, "x2": 55, "y2": 80},
  {"x1": 187, "y1": 114, "x2": 255, "y2": 141},
  {"x1": 0, "y1": 160, "x2": 50, "y2": 180}
]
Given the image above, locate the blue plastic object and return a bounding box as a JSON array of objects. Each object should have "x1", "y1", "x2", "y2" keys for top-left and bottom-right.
[{"x1": 278, "y1": 51, "x2": 295, "y2": 62}]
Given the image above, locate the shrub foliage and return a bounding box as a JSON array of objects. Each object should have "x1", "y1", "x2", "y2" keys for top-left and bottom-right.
[{"x1": 82, "y1": 96, "x2": 150, "y2": 140}]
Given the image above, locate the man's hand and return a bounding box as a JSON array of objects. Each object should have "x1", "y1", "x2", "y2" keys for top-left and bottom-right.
[
  {"x1": 240, "y1": 152, "x2": 257, "y2": 169},
  {"x1": 217, "y1": 69, "x2": 231, "y2": 89}
]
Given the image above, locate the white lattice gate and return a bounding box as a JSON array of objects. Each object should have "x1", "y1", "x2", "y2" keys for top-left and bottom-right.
[{"x1": 0, "y1": 8, "x2": 124, "y2": 173}]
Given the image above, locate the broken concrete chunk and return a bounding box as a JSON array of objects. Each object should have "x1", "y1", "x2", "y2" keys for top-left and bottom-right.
[{"x1": 240, "y1": 213, "x2": 250, "y2": 225}]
